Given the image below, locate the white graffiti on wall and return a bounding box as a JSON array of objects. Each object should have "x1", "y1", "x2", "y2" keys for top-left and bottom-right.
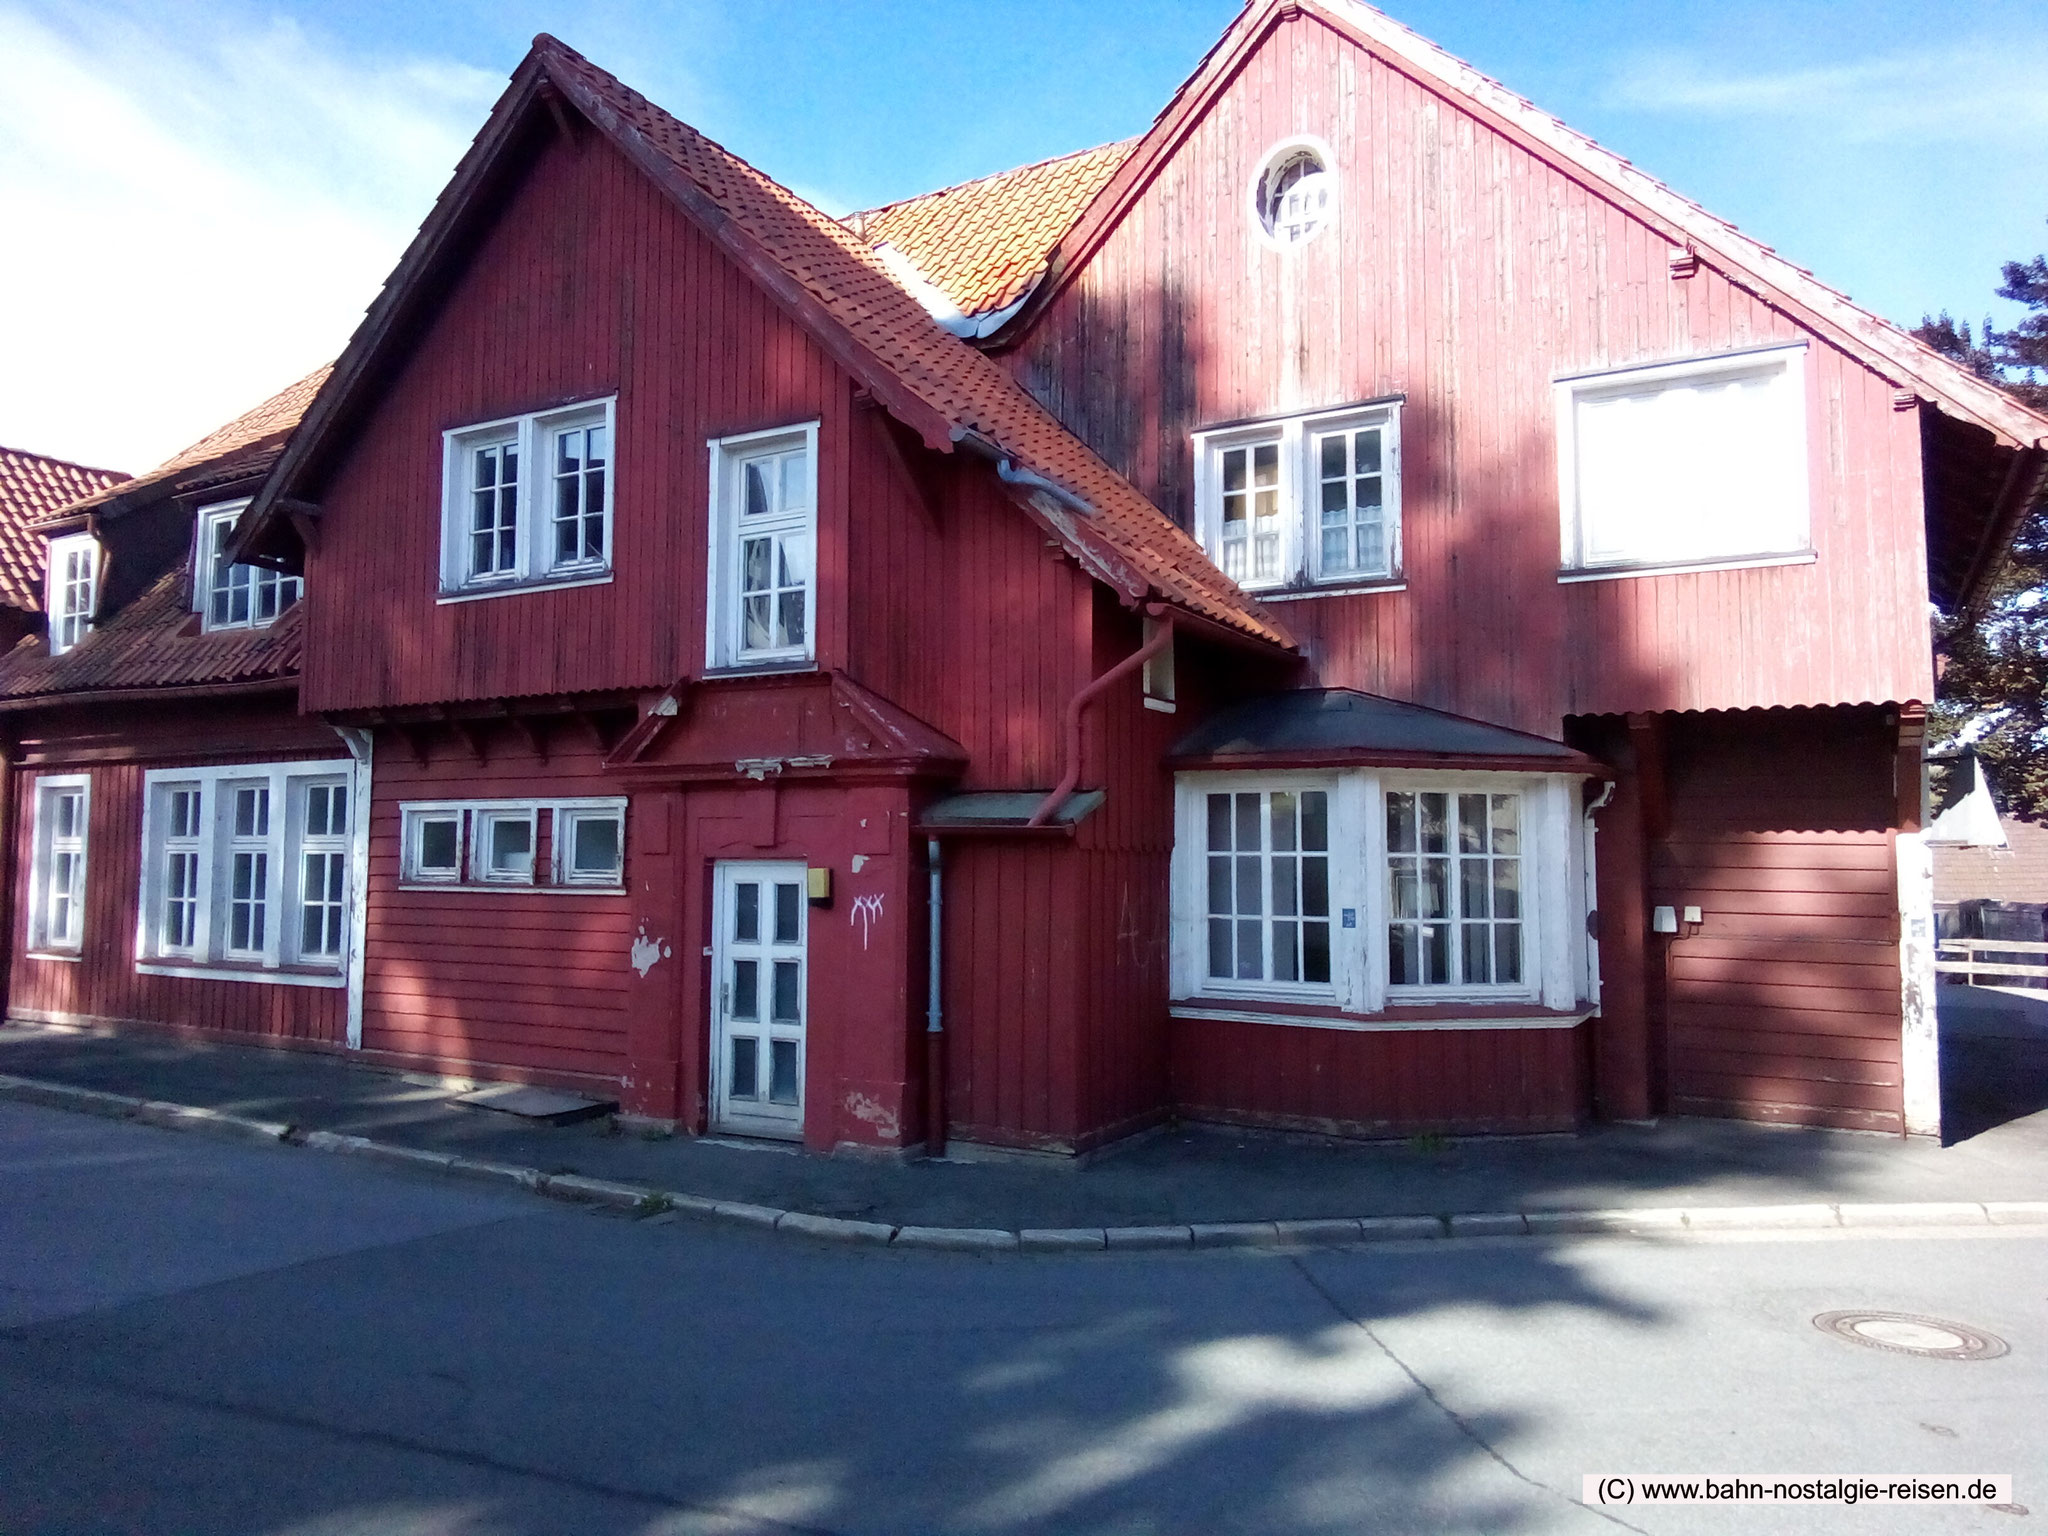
[{"x1": 850, "y1": 893, "x2": 885, "y2": 949}]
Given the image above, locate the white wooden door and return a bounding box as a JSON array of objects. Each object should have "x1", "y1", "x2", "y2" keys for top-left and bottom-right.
[{"x1": 711, "y1": 861, "x2": 807, "y2": 1139}]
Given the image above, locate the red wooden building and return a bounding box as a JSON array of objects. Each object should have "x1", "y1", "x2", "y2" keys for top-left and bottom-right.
[{"x1": 11, "y1": 1, "x2": 2048, "y2": 1151}]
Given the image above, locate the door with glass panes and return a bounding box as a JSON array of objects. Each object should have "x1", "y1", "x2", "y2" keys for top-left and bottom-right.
[{"x1": 710, "y1": 862, "x2": 807, "y2": 1138}]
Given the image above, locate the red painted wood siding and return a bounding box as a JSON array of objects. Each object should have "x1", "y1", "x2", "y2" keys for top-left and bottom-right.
[
  {"x1": 8, "y1": 701, "x2": 349, "y2": 1043},
  {"x1": 1651, "y1": 708, "x2": 1904, "y2": 1133},
  {"x1": 1173, "y1": 1017, "x2": 1585, "y2": 1136},
  {"x1": 360, "y1": 735, "x2": 635, "y2": 1089},
  {"x1": 301, "y1": 125, "x2": 854, "y2": 713},
  {"x1": 1008, "y1": 10, "x2": 1932, "y2": 730}
]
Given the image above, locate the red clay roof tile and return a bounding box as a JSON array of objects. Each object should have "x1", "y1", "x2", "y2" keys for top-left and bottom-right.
[{"x1": 846, "y1": 140, "x2": 1133, "y2": 320}]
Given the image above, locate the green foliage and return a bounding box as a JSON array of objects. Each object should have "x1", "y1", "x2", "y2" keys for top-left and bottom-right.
[{"x1": 1921, "y1": 221, "x2": 2048, "y2": 819}]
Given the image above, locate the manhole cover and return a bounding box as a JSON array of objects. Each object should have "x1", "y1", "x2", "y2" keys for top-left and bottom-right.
[{"x1": 1813, "y1": 1311, "x2": 2009, "y2": 1360}]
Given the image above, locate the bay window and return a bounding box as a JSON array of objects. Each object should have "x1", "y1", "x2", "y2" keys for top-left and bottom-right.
[
  {"x1": 706, "y1": 422, "x2": 818, "y2": 669},
  {"x1": 1193, "y1": 401, "x2": 1401, "y2": 594},
  {"x1": 137, "y1": 760, "x2": 357, "y2": 983},
  {"x1": 1173, "y1": 770, "x2": 1585, "y2": 1019},
  {"x1": 440, "y1": 396, "x2": 615, "y2": 598}
]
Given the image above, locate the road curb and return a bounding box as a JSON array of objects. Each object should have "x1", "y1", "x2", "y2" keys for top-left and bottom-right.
[{"x1": 5, "y1": 1072, "x2": 2046, "y2": 1256}]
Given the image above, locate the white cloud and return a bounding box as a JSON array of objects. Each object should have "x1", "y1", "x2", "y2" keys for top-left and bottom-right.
[
  {"x1": 0, "y1": 4, "x2": 501, "y2": 471},
  {"x1": 1607, "y1": 37, "x2": 2048, "y2": 145}
]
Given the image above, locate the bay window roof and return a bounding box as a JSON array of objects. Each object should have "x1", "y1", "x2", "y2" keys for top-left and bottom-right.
[{"x1": 1169, "y1": 689, "x2": 1603, "y2": 776}]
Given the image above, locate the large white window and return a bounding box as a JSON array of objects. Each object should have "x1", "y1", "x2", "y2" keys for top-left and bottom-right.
[
  {"x1": 1172, "y1": 770, "x2": 1586, "y2": 1018},
  {"x1": 1556, "y1": 343, "x2": 1810, "y2": 577},
  {"x1": 198, "y1": 501, "x2": 301, "y2": 630},
  {"x1": 705, "y1": 422, "x2": 818, "y2": 669},
  {"x1": 28, "y1": 774, "x2": 90, "y2": 955},
  {"x1": 439, "y1": 396, "x2": 615, "y2": 598},
  {"x1": 1193, "y1": 403, "x2": 1401, "y2": 594},
  {"x1": 46, "y1": 532, "x2": 97, "y2": 655},
  {"x1": 137, "y1": 760, "x2": 356, "y2": 983},
  {"x1": 398, "y1": 798, "x2": 626, "y2": 892}
]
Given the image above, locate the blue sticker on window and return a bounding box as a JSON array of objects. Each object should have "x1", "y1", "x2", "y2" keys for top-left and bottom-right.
[{"x1": 1341, "y1": 908, "x2": 1357, "y2": 929}]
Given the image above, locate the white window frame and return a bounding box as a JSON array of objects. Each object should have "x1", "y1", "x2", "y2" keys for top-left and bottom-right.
[
  {"x1": 1192, "y1": 401, "x2": 1403, "y2": 594},
  {"x1": 27, "y1": 773, "x2": 91, "y2": 956},
  {"x1": 1555, "y1": 342, "x2": 1810, "y2": 578},
  {"x1": 1170, "y1": 769, "x2": 1583, "y2": 1019},
  {"x1": 398, "y1": 798, "x2": 628, "y2": 894},
  {"x1": 438, "y1": 395, "x2": 617, "y2": 600},
  {"x1": 1247, "y1": 134, "x2": 1338, "y2": 252},
  {"x1": 135, "y1": 760, "x2": 355, "y2": 986},
  {"x1": 705, "y1": 420, "x2": 820, "y2": 670},
  {"x1": 554, "y1": 803, "x2": 627, "y2": 886},
  {"x1": 1381, "y1": 775, "x2": 1535, "y2": 1004},
  {"x1": 196, "y1": 500, "x2": 301, "y2": 631},
  {"x1": 46, "y1": 531, "x2": 98, "y2": 655}
]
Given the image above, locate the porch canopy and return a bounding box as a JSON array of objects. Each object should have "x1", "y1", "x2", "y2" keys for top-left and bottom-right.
[{"x1": 1168, "y1": 688, "x2": 1605, "y2": 776}]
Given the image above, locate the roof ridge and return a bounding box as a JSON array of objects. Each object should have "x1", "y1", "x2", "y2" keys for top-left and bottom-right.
[{"x1": 845, "y1": 137, "x2": 1140, "y2": 226}]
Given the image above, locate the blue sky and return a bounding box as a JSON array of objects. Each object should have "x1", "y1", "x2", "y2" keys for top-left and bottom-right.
[{"x1": 4, "y1": 0, "x2": 2044, "y2": 470}]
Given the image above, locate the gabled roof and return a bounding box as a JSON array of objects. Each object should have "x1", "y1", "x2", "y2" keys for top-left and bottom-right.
[
  {"x1": 45, "y1": 366, "x2": 329, "y2": 527},
  {"x1": 237, "y1": 37, "x2": 1288, "y2": 653},
  {"x1": 1017, "y1": 0, "x2": 2048, "y2": 460},
  {"x1": 0, "y1": 446, "x2": 126, "y2": 615},
  {"x1": 845, "y1": 139, "x2": 1133, "y2": 325}
]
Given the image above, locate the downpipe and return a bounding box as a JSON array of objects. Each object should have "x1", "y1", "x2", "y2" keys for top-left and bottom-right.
[
  {"x1": 1025, "y1": 611, "x2": 1173, "y2": 828},
  {"x1": 925, "y1": 835, "x2": 945, "y2": 1156}
]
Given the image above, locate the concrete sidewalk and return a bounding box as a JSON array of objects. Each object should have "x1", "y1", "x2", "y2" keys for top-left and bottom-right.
[{"x1": 4, "y1": 1021, "x2": 2044, "y2": 1244}]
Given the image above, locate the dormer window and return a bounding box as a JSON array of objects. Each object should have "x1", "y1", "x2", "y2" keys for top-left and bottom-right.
[
  {"x1": 199, "y1": 502, "x2": 301, "y2": 631},
  {"x1": 46, "y1": 532, "x2": 97, "y2": 655},
  {"x1": 439, "y1": 396, "x2": 616, "y2": 600}
]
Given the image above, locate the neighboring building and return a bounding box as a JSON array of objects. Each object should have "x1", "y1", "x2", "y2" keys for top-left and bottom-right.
[
  {"x1": 0, "y1": 370, "x2": 350, "y2": 1046},
  {"x1": 1929, "y1": 754, "x2": 2048, "y2": 944},
  {"x1": 12, "y1": 2, "x2": 2048, "y2": 1147},
  {"x1": 0, "y1": 445, "x2": 127, "y2": 651}
]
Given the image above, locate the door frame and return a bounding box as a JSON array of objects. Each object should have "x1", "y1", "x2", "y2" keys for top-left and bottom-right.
[{"x1": 709, "y1": 859, "x2": 809, "y2": 1140}]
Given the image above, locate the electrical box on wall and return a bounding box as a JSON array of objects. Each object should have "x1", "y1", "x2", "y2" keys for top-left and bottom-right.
[
  {"x1": 807, "y1": 866, "x2": 832, "y2": 906},
  {"x1": 1651, "y1": 905, "x2": 1678, "y2": 934}
]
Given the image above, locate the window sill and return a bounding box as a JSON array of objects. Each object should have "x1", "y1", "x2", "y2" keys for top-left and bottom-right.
[
  {"x1": 24, "y1": 949, "x2": 83, "y2": 964},
  {"x1": 1171, "y1": 998, "x2": 1591, "y2": 1033},
  {"x1": 700, "y1": 661, "x2": 819, "y2": 681},
  {"x1": 436, "y1": 571, "x2": 614, "y2": 605},
  {"x1": 1557, "y1": 550, "x2": 1815, "y2": 585},
  {"x1": 135, "y1": 960, "x2": 346, "y2": 989},
  {"x1": 397, "y1": 881, "x2": 626, "y2": 897},
  {"x1": 1255, "y1": 579, "x2": 1406, "y2": 604}
]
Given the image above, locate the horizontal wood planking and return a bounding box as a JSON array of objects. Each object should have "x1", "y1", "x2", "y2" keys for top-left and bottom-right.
[
  {"x1": 358, "y1": 733, "x2": 634, "y2": 1080},
  {"x1": 1007, "y1": 10, "x2": 1932, "y2": 731},
  {"x1": 9, "y1": 739, "x2": 348, "y2": 1045},
  {"x1": 1172, "y1": 1013, "x2": 1585, "y2": 1135},
  {"x1": 1649, "y1": 708, "x2": 1903, "y2": 1129},
  {"x1": 302, "y1": 124, "x2": 852, "y2": 713}
]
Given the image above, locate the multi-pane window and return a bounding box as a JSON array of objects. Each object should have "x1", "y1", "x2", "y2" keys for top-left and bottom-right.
[
  {"x1": 708, "y1": 423, "x2": 818, "y2": 668},
  {"x1": 47, "y1": 532, "x2": 97, "y2": 655},
  {"x1": 1314, "y1": 425, "x2": 1387, "y2": 578},
  {"x1": 298, "y1": 783, "x2": 349, "y2": 960},
  {"x1": 441, "y1": 398, "x2": 615, "y2": 596},
  {"x1": 30, "y1": 776, "x2": 90, "y2": 953},
  {"x1": 1386, "y1": 791, "x2": 1522, "y2": 989},
  {"x1": 398, "y1": 800, "x2": 626, "y2": 890},
  {"x1": 1218, "y1": 441, "x2": 1282, "y2": 584},
  {"x1": 139, "y1": 761, "x2": 355, "y2": 979},
  {"x1": 468, "y1": 439, "x2": 520, "y2": 579},
  {"x1": 1204, "y1": 788, "x2": 1332, "y2": 987},
  {"x1": 552, "y1": 423, "x2": 608, "y2": 568},
  {"x1": 1196, "y1": 405, "x2": 1400, "y2": 592},
  {"x1": 198, "y1": 503, "x2": 300, "y2": 630},
  {"x1": 159, "y1": 786, "x2": 204, "y2": 955},
  {"x1": 226, "y1": 785, "x2": 271, "y2": 957}
]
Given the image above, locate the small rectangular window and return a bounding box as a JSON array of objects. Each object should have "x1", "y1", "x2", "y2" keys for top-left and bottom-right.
[
  {"x1": 46, "y1": 532, "x2": 98, "y2": 655},
  {"x1": 473, "y1": 810, "x2": 535, "y2": 884},
  {"x1": 555, "y1": 806, "x2": 625, "y2": 886},
  {"x1": 441, "y1": 398, "x2": 614, "y2": 597},
  {"x1": 707, "y1": 423, "x2": 818, "y2": 669},
  {"x1": 197, "y1": 501, "x2": 300, "y2": 631},
  {"x1": 30, "y1": 776, "x2": 90, "y2": 953},
  {"x1": 1557, "y1": 345, "x2": 1808, "y2": 573}
]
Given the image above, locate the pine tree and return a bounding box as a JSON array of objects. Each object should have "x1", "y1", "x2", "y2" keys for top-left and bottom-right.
[{"x1": 1918, "y1": 222, "x2": 2048, "y2": 818}]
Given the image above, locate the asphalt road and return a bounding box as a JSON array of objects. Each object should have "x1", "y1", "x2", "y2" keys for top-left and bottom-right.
[{"x1": 2, "y1": 1100, "x2": 2042, "y2": 1536}]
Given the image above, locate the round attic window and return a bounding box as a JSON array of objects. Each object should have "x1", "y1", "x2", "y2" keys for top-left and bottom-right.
[{"x1": 1251, "y1": 136, "x2": 1335, "y2": 249}]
